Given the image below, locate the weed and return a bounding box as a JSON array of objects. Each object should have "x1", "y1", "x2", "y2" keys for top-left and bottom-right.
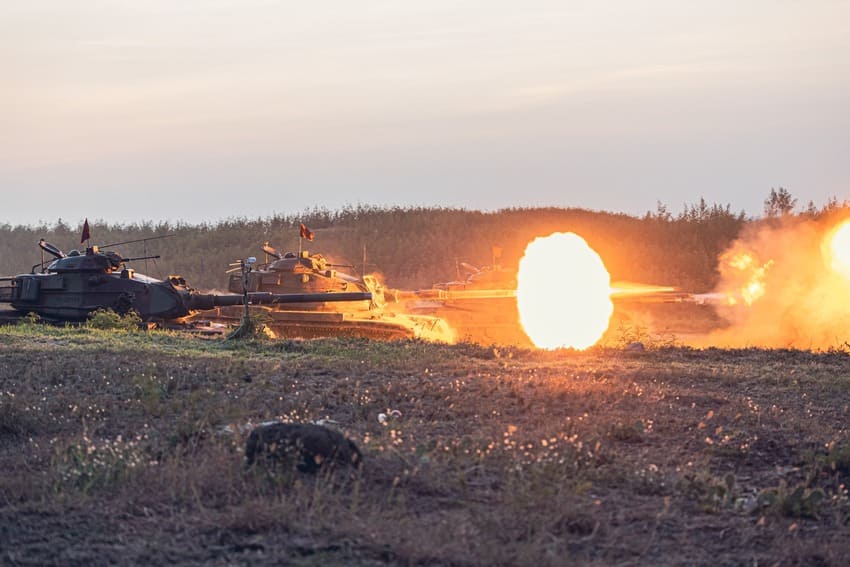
[
  {"x1": 608, "y1": 318, "x2": 679, "y2": 349},
  {"x1": 21, "y1": 311, "x2": 41, "y2": 325},
  {"x1": 611, "y1": 319, "x2": 652, "y2": 347},
  {"x1": 0, "y1": 397, "x2": 42, "y2": 438},
  {"x1": 132, "y1": 374, "x2": 170, "y2": 416},
  {"x1": 680, "y1": 471, "x2": 738, "y2": 512},
  {"x1": 706, "y1": 428, "x2": 752, "y2": 460},
  {"x1": 226, "y1": 310, "x2": 272, "y2": 341},
  {"x1": 53, "y1": 429, "x2": 152, "y2": 494},
  {"x1": 756, "y1": 480, "x2": 825, "y2": 519},
  {"x1": 607, "y1": 419, "x2": 647, "y2": 443},
  {"x1": 815, "y1": 442, "x2": 850, "y2": 477},
  {"x1": 86, "y1": 308, "x2": 143, "y2": 331}
]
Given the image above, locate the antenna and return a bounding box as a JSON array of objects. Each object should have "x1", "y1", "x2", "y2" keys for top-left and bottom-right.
[{"x1": 101, "y1": 234, "x2": 177, "y2": 248}]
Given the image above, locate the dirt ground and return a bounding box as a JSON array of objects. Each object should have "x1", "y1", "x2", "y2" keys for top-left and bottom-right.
[{"x1": 2, "y1": 325, "x2": 850, "y2": 565}]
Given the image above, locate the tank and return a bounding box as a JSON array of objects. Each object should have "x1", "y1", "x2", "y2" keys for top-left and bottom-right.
[
  {"x1": 192, "y1": 243, "x2": 455, "y2": 342},
  {"x1": 0, "y1": 240, "x2": 371, "y2": 323},
  {"x1": 393, "y1": 262, "x2": 529, "y2": 346}
]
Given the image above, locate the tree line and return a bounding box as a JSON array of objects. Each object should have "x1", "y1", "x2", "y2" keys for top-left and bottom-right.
[{"x1": 0, "y1": 190, "x2": 843, "y2": 292}]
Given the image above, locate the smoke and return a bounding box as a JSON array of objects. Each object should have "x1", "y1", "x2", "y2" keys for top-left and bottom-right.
[{"x1": 695, "y1": 214, "x2": 850, "y2": 349}]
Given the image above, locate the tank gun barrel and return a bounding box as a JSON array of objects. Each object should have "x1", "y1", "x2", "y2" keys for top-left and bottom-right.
[
  {"x1": 609, "y1": 286, "x2": 729, "y2": 305},
  {"x1": 187, "y1": 291, "x2": 372, "y2": 311},
  {"x1": 393, "y1": 288, "x2": 517, "y2": 301},
  {"x1": 249, "y1": 291, "x2": 372, "y2": 305}
]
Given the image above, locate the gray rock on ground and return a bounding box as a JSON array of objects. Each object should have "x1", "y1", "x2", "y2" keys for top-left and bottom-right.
[{"x1": 245, "y1": 422, "x2": 362, "y2": 473}]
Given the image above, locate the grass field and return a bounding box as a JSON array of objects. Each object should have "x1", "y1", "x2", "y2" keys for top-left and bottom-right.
[{"x1": 2, "y1": 322, "x2": 850, "y2": 565}]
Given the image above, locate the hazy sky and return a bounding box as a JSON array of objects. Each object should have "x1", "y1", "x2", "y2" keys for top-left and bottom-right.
[{"x1": 3, "y1": 1, "x2": 849, "y2": 226}]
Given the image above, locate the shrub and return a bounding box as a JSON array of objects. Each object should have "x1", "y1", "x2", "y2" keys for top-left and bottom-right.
[{"x1": 86, "y1": 309, "x2": 143, "y2": 331}]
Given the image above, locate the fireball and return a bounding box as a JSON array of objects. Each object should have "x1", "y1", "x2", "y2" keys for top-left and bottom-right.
[
  {"x1": 722, "y1": 250, "x2": 773, "y2": 306},
  {"x1": 517, "y1": 232, "x2": 613, "y2": 350},
  {"x1": 826, "y1": 219, "x2": 850, "y2": 279},
  {"x1": 728, "y1": 253, "x2": 754, "y2": 271},
  {"x1": 741, "y1": 259, "x2": 773, "y2": 306}
]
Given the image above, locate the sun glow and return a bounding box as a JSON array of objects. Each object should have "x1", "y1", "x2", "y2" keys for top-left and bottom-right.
[{"x1": 516, "y1": 232, "x2": 613, "y2": 350}]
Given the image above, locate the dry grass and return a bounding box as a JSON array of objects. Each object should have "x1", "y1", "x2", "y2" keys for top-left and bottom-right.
[{"x1": 2, "y1": 323, "x2": 850, "y2": 565}]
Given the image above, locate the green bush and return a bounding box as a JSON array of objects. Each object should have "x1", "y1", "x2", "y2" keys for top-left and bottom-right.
[{"x1": 86, "y1": 309, "x2": 143, "y2": 331}]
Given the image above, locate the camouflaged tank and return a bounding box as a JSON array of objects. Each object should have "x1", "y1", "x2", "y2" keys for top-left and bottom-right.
[{"x1": 194, "y1": 243, "x2": 455, "y2": 342}]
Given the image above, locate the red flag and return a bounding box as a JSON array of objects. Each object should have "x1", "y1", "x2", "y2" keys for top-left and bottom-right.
[
  {"x1": 80, "y1": 218, "x2": 91, "y2": 244},
  {"x1": 299, "y1": 223, "x2": 314, "y2": 241}
]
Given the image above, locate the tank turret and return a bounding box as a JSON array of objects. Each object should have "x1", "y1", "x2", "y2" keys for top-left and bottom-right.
[{"x1": 228, "y1": 245, "x2": 386, "y2": 309}]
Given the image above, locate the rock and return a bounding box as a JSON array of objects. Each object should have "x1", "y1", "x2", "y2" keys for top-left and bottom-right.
[
  {"x1": 245, "y1": 422, "x2": 362, "y2": 473},
  {"x1": 625, "y1": 341, "x2": 646, "y2": 352}
]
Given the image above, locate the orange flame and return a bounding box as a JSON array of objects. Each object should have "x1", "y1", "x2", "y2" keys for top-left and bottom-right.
[
  {"x1": 517, "y1": 232, "x2": 613, "y2": 350},
  {"x1": 722, "y1": 250, "x2": 773, "y2": 306}
]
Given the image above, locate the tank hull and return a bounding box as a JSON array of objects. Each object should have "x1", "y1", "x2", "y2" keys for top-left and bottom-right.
[
  {"x1": 6, "y1": 272, "x2": 188, "y2": 321},
  {"x1": 403, "y1": 295, "x2": 532, "y2": 347},
  {"x1": 190, "y1": 305, "x2": 456, "y2": 343}
]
